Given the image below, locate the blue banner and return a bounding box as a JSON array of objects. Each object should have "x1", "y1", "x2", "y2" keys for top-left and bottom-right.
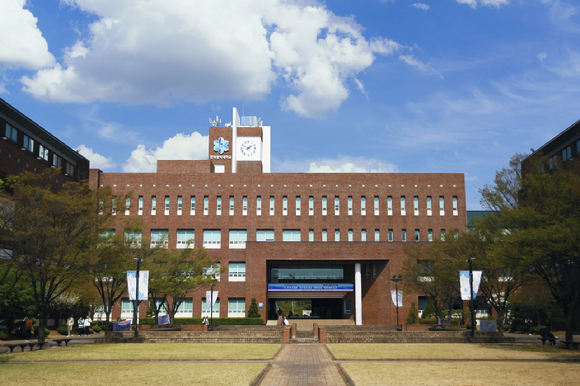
[
  {"x1": 158, "y1": 315, "x2": 170, "y2": 325},
  {"x1": 113, "y1": 320, "x2": 131, "y2": 331},
  {"x1": 268, "y1": 283, "x2": 353, "y2": 292}
]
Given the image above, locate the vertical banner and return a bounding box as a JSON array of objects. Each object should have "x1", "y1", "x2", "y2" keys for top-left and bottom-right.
[
  {"x1": 391, "y1": 290, "x2": 403, "y2": 307},
  {"x1": 459, "y1": 270, "x2": 482, "y2": 300},
  {"x1": 206, "y1": 290, "x2": 218, "y2": 309},
  {"x1": 127, "y1": 271, "x2": 149, "y2": 301}
]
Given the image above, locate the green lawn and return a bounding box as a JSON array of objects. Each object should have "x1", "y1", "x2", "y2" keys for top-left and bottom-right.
[{"x1": 1, "y1": 343, "x2": 280, "y2": 362}]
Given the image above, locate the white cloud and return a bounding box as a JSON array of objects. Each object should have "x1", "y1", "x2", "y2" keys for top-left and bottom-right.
[
  {"x1": 123, "y1": 132, "x2": 208, "y2": 172},
  {"x1": 0, "y1": 0, "x2": 55, "y2": 69},
  {"x1": 20, "y1": 0, "x2": 399, "y2": 118},
  {"x1": 399, "y1": 55, "x2": 443, "y2": 79},
  {"x1": 412, "y1": 4, "x2": 431, "y2": 11},
  {"x1": 77, "y1": 144, "x2": 116, "y2": 170},
  {"x1": 457, "y1": 0, "x2": 509, "y2": 8},
  {"x1": 306, "y1": 157, "x2": 398, "y2": 173},
  {"x1": 537, "y1": 52, "x2": 548, "y2": 62}
]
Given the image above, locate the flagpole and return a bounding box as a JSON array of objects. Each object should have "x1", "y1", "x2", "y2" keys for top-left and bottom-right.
[
  {"x1": 467, "y1": 256, "x2": 475, "y2": 339},
  {"x1": 133, "y1": 255, "x2": 142, "y2": 338}
]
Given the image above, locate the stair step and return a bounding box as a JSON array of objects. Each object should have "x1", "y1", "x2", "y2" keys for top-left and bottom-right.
[{"x1": 291, "y1": 337, "x2": 319, "y2": 344}]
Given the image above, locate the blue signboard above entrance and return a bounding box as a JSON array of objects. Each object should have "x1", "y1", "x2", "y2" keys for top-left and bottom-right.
[{"x1": 268, "y1": 284, "x2": 354, "y2": 292}]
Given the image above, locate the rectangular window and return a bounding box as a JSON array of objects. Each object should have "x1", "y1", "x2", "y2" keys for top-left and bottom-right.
[
  {"x1": 387, "y1": 196, "x2": 392, "y2": 216},
  {"x1": 348, "y1": 229, "x2": 353, "y2": 242},
  {"x1": 295, "y1": 196, "x2": 301, "y2": 215},
  {"x1": 5, "y1": 123, "x2": 18, "y2": 142},
  {"x1": 151, "y1": 229, "x2": 169, "y2": 247},
  {"x1": 23, "y1": 135, "x2": 34, "y2": 152},
  {"x1": 322, "y1": 196, "x2": 327, "y2": 215},
  {"x1": 164, "y1": 196, "x2": 170, "y2": 215},
  {"x1": 190, "y1": 196, "x2": 196, "y2": 215},
  {"x1": 202, "y1": 297, "x2": 220, "y2": 317},
  {"x1": 270, "y1": 196, "x2": 275, "y2": 215},
  {"x1": 177, "y1": 196, "x2": 182, "y2": 215},
  {"x1": 428, "y1": 229, "x2": 433, "y2": 242},
  {"x1": 203, "y1": 230, "x2": 221, "y2": 248},
  {"x1": 402, "y1": 229, "x2": 407, "y2": 242},
  {"x1": 151, "y1": 196, "x2": 157, "y2": 215},
  {"x1": 309, "y1": 196, "x2": 314, "y2": 215},
  {"x1": 203, "y1": 196, "x2": 209, "y2": 215},
  {"x1": 374, "y1": 196, "x2": 380, "y2": 215},
  {"x1": 65, "y1": 163, "x2": 74, "y2": 175},
  {"x1": 454, "y1": 229, "x2": 459, "y2": 240},
  {"x1": 283, "y1": 230, "x2": 301, "y2": 242},
  {"x1": 361, "y1": 229, "x2": 367, "y2": 242},
  {"x1": 361, "y1": 196, "x2": 366, "y2": 215},
  {"x1": 415, "y1": 229, "x2": 420, "y2": 242},
  {"x1": 344, "y1": 300, "x2": 352, "y2": 315},
  {"x1": 175, "y1": 299, "x2": 193, "y2": 314},
  {"x1": 453, "y1": 196, "x2": 458, "y2": 216},
  {"x1": 348, "y1": 196, "x2": 353, "y2": 215},
  {"x1": 229, "y1": 263, "x2": 246, "y2": 281},
  {"x1": 124, "y1": 230, "x2": 142, "y2": 246},
  {"x1": 335, "y1": 229, "x2": 340, "y2": 242},
  {"x1": 283, "y1": 196, "x2": 288, "y2": 215},
  {"x1": 176, "y1": 230, "x2": 195, "y2": 248},
  {"x1": 439, "y1": 196, "x2": 445, "y2": 216},
  {"x1": 229, "y1": 196, "x2": 234, "y2": 215},
  {"x1": 388, "y1": 229, "x2": 393, "y2": 242},
  {"x1": 562, "y1": 145, "x2": 572, "y2": 162},
  {"x1": 39, "y1": 144, "x2": 49, "y2": 161},
  {"x1": 111, "y1": 197, "x2": 117, "y2": 215},
  {"x1": 257, "y1": 196, "x2": 262, "y2": 215},
  {"x1": 243, "y1": 196, "x2": 248, "y2": 215},
  {"x1": 228, "y1": 299, "x2": 246, "y2": 317},
  {"x1": 309, "y1": 229, "x2": 314, "y2": 242},
  {"x1": 229, "y1": 230, "x2": 247, "y2": 248},
  {"x1": 401, "y1": 196, "x2": 406, "y2": 215},
  {"x1": 256, "y1": 229, "x2": 274, "y2": 242},
  {"x1": 217, "y1": 196, "x2": 222, "y2": 215},
  {"x1": 53, "y1": 154, "x2": 62, "y2": 167},
  {"x1": 549, "y1": 154, "x2": 558, "y2": 170},
  {"x1": 138, "y1": 196, "x2": 143, "y2": 215},
  {"x1": 121, "y1": 299, "x2": 134, "y2": 313},
  {"x1": 335, "y1": 196, "x2": 340, "y2": 215},
  {"x1": 375, "y1": 229, "x2": 380, "y2": 242},
  {"x1": 125, "y1": 197, "x2": 130, "y2": 215},
  {"x1": 414, "y1": 196, "x2": 419, "y2": 216},
  {"x1": 440, "y1": 229, "x2": 446, "y2": 241},
  {"x1": 427, "y1": 196, "x2": 432, "y2": 216},
  {"x1": 322, "y1": 229, "x2": 328, "y2": 242}
]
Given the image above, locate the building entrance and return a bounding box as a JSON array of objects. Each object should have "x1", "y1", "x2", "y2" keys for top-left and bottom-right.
[{"x1": 268, "y1": 298, "x2": 344, "y2": 320}]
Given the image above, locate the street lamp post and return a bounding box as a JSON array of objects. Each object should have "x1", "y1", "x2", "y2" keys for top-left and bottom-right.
[
  {"x1": 467, "y1": 256, "x2": 475, "y2": 338},
  {"x1": 210, "y1": 275, "x2": 215, "y2": 330},
  {"x1": 133, "y1": 255, "x2": 142, "y2": 338},
  {"x1": 391, "y1": 275, "x2": 402, "y2": 328}
]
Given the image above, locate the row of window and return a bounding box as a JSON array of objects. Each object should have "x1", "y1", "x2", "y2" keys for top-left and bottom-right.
[
  {"x1": 4, "y1": 122, "x2": 76, "y2": 176},
  {"x1": 110, "y1": 227, "x2": 459, "y2": 249},
  {"x1": 548, "y1": 140, "x2": 580, "y2": 170},
  {"x1": 120, "y1": 298, "x2": 246, "y2": 317},
  {"x1": 116, "y1": 194, "x2": 460, "y2": 217}
]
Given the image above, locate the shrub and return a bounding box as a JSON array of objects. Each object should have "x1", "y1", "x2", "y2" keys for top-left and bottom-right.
[
  {"x1": 0, "y1": 330, "x2": 9, "y2": 340},
  {"x1": 466, "y1": 322, "x2": 472, "y2": 330},
  {"x1": 502, "y1": 324, "x2": 511, "y2": 331},
  {"x1": 139, "y1": 317, "x2": 265, "y2": 326},
  {"x1": 405, "y1": 302, "x2": 418, "y2": 324},
  {"x1": 247, "y1": 298, "x2": 261, "y2": 318},
  {"x1": 420, "y1": 317, "x2": 437, "y2": 325},
  {"x1": 57, "y1": 326, "x2": 69, "y2": 335},
  {"x1": 532, "y1": 325, "x2": 545, "y2": 335},
  {"x1": 92, "y1": 325, "x2": 102, "y2": 333}
]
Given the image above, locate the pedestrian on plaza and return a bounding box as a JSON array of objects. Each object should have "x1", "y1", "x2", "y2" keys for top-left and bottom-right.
[
  {"x1": 84, "y1": 315, "x2": 92, "y2": 336},
  {"x1": 24, "y1": 317, "x2": 33, "y2": 342},
  {"x1": 78, "y1": 316, "x2": 84, "y2": 336},
  {"x1": 525, "y1": 317, "x2": 533, "y2": 335},
  {"x1": 67, "y1": 316, "x2": 74, "y2": 337}
]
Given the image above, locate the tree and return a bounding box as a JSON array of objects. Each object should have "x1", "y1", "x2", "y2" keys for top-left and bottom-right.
[
  {"x1": 145, "y1": 245, "x2": 220, "y2": 325},
  {"x1": 401, "y1": 241, "x2": 460, "y2": 324},
  {"x1": 0, "y1": 170, "x2": 119, "y2": 343},
  {"x1": 481, "y1": 154, "x2": 580, "y2": 341},
  {"x1": 405, "y1": 301, "x2": 418, "y2": 324},
  {"x1": 248, "y1": 298, "x2": 260, "y2": 318}
]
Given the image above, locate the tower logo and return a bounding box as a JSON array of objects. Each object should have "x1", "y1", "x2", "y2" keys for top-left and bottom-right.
[{"x1": 213, "y1": 137, "x2": 229, "y2": 154}]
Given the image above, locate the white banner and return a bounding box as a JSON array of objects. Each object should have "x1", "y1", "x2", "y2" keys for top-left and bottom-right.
[
  {"x1": 391, "y1": 290, "x2": 403, "y2": 307},
  {"x1": 459, "y1": 270, "x2": 482, "y2": 301},
  {"x1": 127, "y1": 270, "x2": 149, "y2": 301},
  {"x1": 206, "y1": 290, "x2": 218, "y2": 309}
]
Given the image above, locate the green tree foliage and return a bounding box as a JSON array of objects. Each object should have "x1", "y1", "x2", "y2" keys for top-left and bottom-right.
[
  {"x1": 481, "y1": 154, "x2": 580, "y2": 341},
  {"x1": 247, "y1": 298, "x2": 260, "y2": 318},
  {"x1": 145, "y1": 246, "x2": 221, "y2": 325},
  {"x1": 405, "y1": 301, "x2": 418, "y2": 324},
  {"x1": 0, "y1": 170, "x2": 119, "y2": 342}
]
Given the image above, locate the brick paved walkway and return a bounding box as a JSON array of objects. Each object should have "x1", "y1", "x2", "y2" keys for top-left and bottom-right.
[{"x1": 259, "y1": 344, "x2": 347, "y2": 386}]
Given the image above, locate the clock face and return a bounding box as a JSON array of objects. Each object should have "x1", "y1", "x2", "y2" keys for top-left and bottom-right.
[{"x1": 240, "y1": 140, "x2": 257, "y2": 156}]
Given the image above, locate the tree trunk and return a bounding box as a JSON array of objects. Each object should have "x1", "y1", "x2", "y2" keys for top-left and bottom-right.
[
  {"x1": 37, "y1": 308, "x2": 46, "y2": 344},
  {"x1": 565, "y1": 308, "x2": 574, "y2": 342}
]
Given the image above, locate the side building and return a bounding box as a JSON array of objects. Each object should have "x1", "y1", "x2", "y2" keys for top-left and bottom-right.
[{"x1": 90, "y1": 108, "x2": 467, "y2": 325}]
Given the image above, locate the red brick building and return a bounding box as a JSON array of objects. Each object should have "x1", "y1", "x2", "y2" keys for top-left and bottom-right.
[{"x1": 91, "y1": 108, "x2": 466, "y2": 325}]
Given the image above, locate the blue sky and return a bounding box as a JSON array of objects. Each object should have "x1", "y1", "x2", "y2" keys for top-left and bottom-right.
[{"x1": 1, "y1": 0, "x2": 579, "y2": 209}]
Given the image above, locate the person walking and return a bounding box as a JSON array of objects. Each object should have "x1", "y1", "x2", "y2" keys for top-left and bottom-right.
[
  {"x1": 84, "y1": 315, "x2": 92, "y2": 336},
  {"x1": 78, "y1": 316, "x2": 84, "y2": 336},
  {"x1": 525, "y1": 317, "x2": 533, "y2": 335},
  {"x1": 67, "y1": 316, "x2": 74, "y2": 337},
  {"x1": 24, "y1": 317, "x2": 33, "y2": 342}
]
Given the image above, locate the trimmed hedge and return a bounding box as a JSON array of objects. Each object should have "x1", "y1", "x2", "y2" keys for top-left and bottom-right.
[
  {"x1": 139, "y1": 317, "x2": 264, "y2": 326},
  {"x1": 57, "y1": 326, "x2": 69, "y2": 335},
  {"x1": 420, "y1": 317, "x2": 459, "y2": 326}
]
